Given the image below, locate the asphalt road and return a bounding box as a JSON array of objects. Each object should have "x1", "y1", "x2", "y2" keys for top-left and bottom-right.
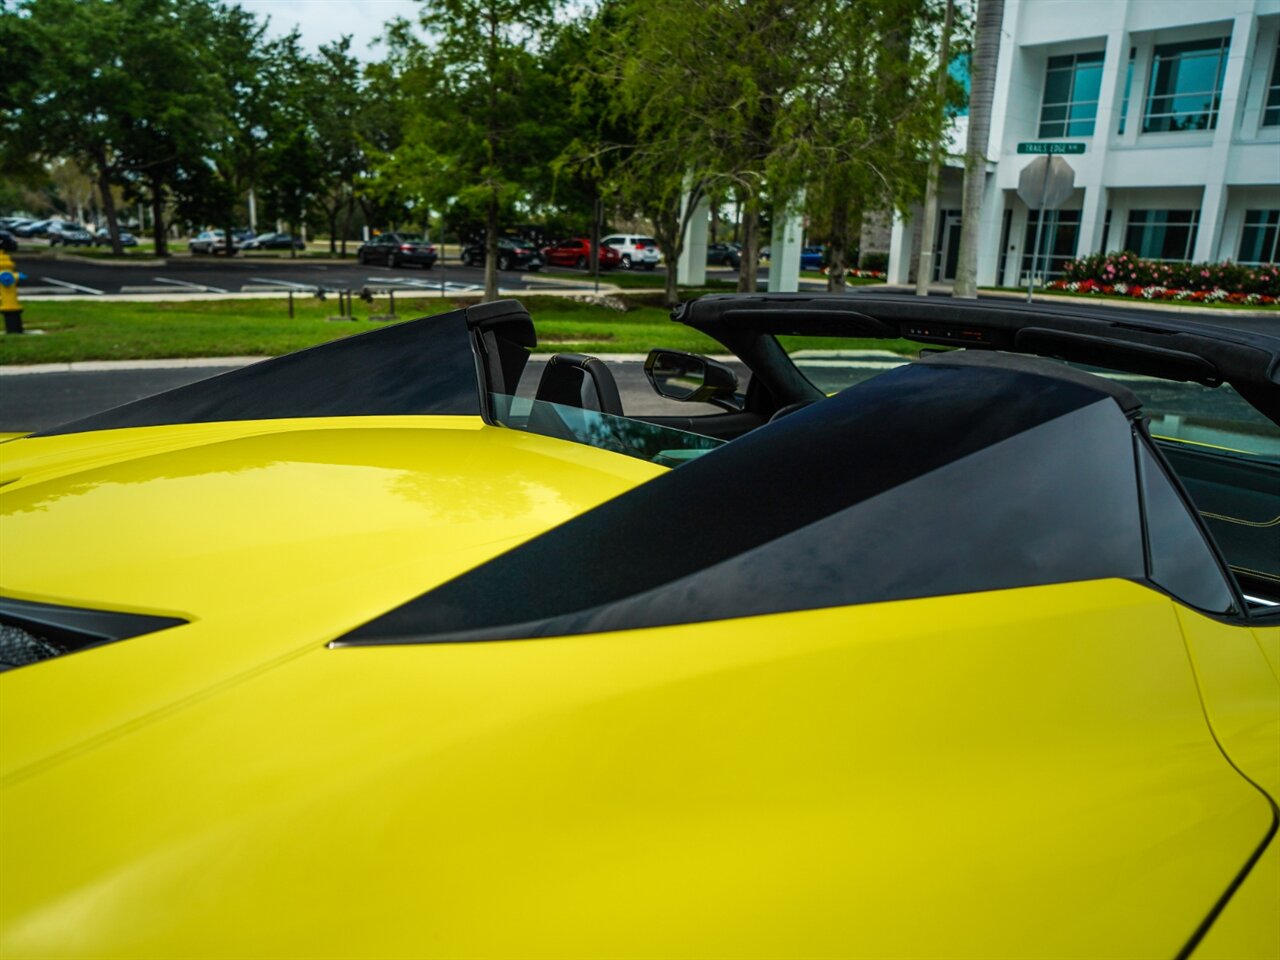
[
  {"x1": 0, "y1": 358, "x2": 743, "y2": 433},
  {"x1": 12, "y1": 253, "x2": 757, "y2": 297},
  {"x1": 13, "y1": 254, "x2": 544, "y2": 297}
]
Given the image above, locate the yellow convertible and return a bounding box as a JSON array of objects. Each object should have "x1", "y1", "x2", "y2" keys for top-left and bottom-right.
[{"x1": 1, "y1": 294, "x2": 1277, "y2": 958}]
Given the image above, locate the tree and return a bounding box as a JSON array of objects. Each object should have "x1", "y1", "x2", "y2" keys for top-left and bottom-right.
[
  {"x1": 953, "y1": 0, "x2": 1003, "y2": 298},
  {"x1": 3, "y1": 0, "x2": 142, "y2": 253},
  {"x1": 916, "y1": 0, "x2": 956, "y2": 295},
  {"x1": 306, "y1": 37, "x2": 366, "y2": 256},
  {"x1": 378, "y1": 0, "x2": 565, "y2": 300}
]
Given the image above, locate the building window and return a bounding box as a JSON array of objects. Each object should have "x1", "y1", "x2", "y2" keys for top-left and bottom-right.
[
  {"x1": 1124, "y1": 209, "x2": 1200, "y2": 261},
  {"x1": 1101, "y1": 208, "x2": 1113, "y2": 250},
  {"x1": 1118, "y1": 48, "x2": 1135, "y2": 134},
  {"x1": 1239, "y1": 210, "x2": 1279, "y2": 264},
  {"x1": 1039, "y1": 52, "x2": 1105, "y2": 137},
  {"x1": 1144, "y1": 37, "x2": 1230, "y2": 132},
  {"x1": 1021, "y1": 209, "x2": 1081, "y2": 281},
  {"x1": 1264, "y1": 39, "x2": 1280, "y2": 126}
]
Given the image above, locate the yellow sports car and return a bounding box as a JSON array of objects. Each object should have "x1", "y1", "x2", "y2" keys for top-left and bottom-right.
[{"x1": 1, "y1": 294, "x2": 1277, "y2": 958}]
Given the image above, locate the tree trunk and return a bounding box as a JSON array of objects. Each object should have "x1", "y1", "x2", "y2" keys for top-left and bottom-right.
[
  {"x1": 327, "y1": 205, "x2": 338, "y2": 255},
  {"x1": 827, "y1": 189, "x2": 849, "y2": 293},
  {"x1": 916, "y1": 0, "x2": 955, "y2": 296},
  {"x1": 483, "y1": 191, "x2": 499, "y2": 302},
  {"x1": 737, "y1": 205, "x2": 758, "y2": 293},
  {"x1": 150, "y1": 178, "x2": 169, "y2": 258},
  {"x1": 340, "y1": 194, "x2": 354, "y2": 258},
  {"x1": 953, "y1": 0, "x2": 1003, "y2": 299},
  {"x1": 93, "y1": 150, "x2": 123, "y2": 257}
]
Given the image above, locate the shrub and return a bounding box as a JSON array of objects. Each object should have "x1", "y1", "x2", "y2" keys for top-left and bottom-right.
[
  {"x1": 1062, "y1": 252, "x2": 1279, "y2": 296},
  {"x1": 859, "y1": 251, "x2": 889, "y2": 272}
]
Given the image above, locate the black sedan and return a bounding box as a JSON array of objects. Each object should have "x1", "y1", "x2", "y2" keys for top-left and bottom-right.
[
  {"x1": 240, "y1": 232, "x2": 306, "y2": 252},
  {"x1": 357, "y1": 233, "x2": 438, "y2": 268},
  {"x1": 94, "y1": 229, "x2": 139, "y2": 247},
  {"x1": 706, "y1": 243, "x2": 742, "y2": 269},
  {"x1": 459, "y1": 236, "x2": 543, "y2": 271}
]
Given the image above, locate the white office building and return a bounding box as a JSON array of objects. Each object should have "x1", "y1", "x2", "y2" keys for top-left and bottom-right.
[{"x1": 887, "y1": 0, "x2": 1280, "y2": 287}]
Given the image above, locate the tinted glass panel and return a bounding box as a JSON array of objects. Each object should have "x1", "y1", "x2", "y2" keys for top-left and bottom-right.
[{"x1": 1139, "y1": 441, "x2": 1236, "y2": 613}]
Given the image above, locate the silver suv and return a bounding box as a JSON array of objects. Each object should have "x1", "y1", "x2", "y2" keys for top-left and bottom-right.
[{"x1": 601, "y1": 235, "x2": 661, "y2": 270}]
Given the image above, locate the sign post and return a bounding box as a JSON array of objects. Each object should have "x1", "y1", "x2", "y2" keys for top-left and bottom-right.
[{"x1": 1016, "y1": 151, "x2": 1078, "y2": 303}]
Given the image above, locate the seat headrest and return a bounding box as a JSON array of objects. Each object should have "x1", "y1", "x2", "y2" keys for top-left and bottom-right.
[{"x1": 534, "y1": 353, "x2": 624, "y2": 416}]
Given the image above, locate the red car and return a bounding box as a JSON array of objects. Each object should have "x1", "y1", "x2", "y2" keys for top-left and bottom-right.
[{"x1": 540, "y1": 237, "x2": 621, "y2": 270}]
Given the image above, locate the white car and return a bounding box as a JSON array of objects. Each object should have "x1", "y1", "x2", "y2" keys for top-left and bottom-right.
[
  {"x1": 601, "y1": 234, "x2": 661, "y2": 270},
  {"x1": 188, "y1": 230, "x2": 234, "y2": 255}
]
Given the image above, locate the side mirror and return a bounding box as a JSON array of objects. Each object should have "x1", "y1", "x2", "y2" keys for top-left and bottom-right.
[{"x1": 644, "y1": 349, "x2": 740, "y2": 409}]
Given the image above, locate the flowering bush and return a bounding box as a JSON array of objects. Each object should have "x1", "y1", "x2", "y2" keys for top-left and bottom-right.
[
  {"x1": 1045, "y1": 276, "x2": 1276, "y2": 306},
  {"x1": 1061, "y1": 252, "x2": 1279, "y2": 297},
  {"x1": 823, "y1": 266, "x2": 886, "y2": 280}
]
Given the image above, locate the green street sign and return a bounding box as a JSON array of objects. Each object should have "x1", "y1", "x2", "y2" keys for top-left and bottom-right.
[{"x1": 1017, "y1": 141, "x2": 1086, "y2": 155}]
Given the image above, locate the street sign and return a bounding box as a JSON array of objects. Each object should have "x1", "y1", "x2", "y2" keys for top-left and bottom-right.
[
  {"x1": 1017, "y1": 155, "x2": 1078, "y2": 304},
  {"x1": 1017, "y1": 155, "x2": 1076, "y2": 212},
  {"x1": 1017, "y1": 141, "x2": 1086, "y2": 155}
]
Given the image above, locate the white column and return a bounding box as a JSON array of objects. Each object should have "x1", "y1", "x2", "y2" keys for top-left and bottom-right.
[
  {"x1": 248, "y1": 189, "x2": 257, "y2": 233},
  {"x1": 1077, "y1": 27, "x2": 1127, "y2": 258},
  {"x1": 677, "y1": 190, "x2": 709, "y2": 286},
  {"x1": 1194, "y1": 12, "x2": 1257, "y2": 263},
  {"x1": 767, "y1": 194, "x2": 804, "y2": 293},
  {"x1": 888, "y1": 208, "x2": 914, "y2": 285}
]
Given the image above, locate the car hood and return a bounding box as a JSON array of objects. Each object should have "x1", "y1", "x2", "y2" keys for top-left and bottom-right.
[{"x1": 0, "y1": 415, "x2": 662, "y2": 771}]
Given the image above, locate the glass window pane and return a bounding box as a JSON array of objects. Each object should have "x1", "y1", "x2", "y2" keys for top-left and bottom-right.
[
  {"x1": 1072, "y1": 63, "x2": 1103, "y2": 102},
  {"x1": 1065, "y1": 117, "x2": 1097, "y2": 137},
  {"x1": 1039, "y1": 103, "x2": 1068, "y2": 123},
  {"x1": 1043, "y1": 69, "x2": 1073, "y2": 104}
]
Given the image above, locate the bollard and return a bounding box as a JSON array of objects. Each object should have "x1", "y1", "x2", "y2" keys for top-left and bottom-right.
[{"x1": 0, "y1": 251, "x2": 25, "y2": 334}]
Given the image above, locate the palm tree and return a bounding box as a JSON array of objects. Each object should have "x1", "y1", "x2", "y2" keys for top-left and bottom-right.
[
  {"x1": 953, "y1": 0, "x2": 1003, "y2": 299},
  {"x1": 916, "y1": 0, "x2": 955, "y2": 296}
]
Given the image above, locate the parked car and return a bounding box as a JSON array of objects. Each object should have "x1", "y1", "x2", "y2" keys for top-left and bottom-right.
[
  {"x1": 231, "y1": 228, "x2": 255, "y2": 245},
  {"x1": 14, "y1": 219, "x2": 54, "y2": 239},
  {"x1": 0, "y1": 229, "x2": 16, "y2": 253},
  {"x1": 94, "y1": 228, "x2": 139, "y2": 247},
  {"x1": 0, "y1": 295, "x2": 1277, "y2": 957},
  {"x1": 601, "y1": 235, "x2": 660, "y2": 270},
  {"x1": 459, "y1": 236, "x2": 543, "y2": 271},
  {"x1": 540, "y1": 237, "x2": 621, "y2": 270},
  {"x1": 800, "y1": 246, "x2": 827, "y2": 271},
  {"x1": 356, "y1": 233, "x2": 437, "y2": 268},
  {"x1": 188, "y1": 230, "x2": 235, "y2": 255},
  {"x1": 46, "y1": 222, "x2": 94, "y2": 247},
  {"x1": 705, "y1": 242, "x2": 742, "y2": 269},
  {"x1": 240, "y1": 231, "x2": 305, "y2": 252}
]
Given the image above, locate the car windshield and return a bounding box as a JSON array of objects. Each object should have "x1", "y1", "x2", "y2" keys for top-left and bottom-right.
[
  {"x1": 396, "y1": 234, "x2": 423, "y2": 242},
  {"x1": 490, "y1": 394, "x2": 724, "y2": 467}
]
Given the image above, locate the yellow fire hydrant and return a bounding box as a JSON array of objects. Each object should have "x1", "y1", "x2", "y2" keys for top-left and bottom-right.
[{"x1": 0, "y1": 250, "x2": 24, "y2": 334}]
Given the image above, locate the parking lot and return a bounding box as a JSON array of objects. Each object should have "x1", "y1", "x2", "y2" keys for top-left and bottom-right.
[
  {"x1": 11, "y1": 254, "x2": 555, "y2": 298},
  {"x1": 9, "y1": 252, "x2": 768, "y2": 299}
]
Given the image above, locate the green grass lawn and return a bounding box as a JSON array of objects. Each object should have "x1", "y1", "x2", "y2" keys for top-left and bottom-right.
[{"x1": 1, "y1": 295, "x2": 917, "y2": 364}]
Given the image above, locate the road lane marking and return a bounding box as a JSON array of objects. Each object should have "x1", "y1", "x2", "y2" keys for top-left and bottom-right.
[
  {"x1": 249, "y1": 277, "x2": 319, "y2": 289},
  {"x1": 40, "y1": 277, "x2": 103, "y2": 295},
  {"x1": 153, "y1": 276, "x2": 226, "y2": 293}
]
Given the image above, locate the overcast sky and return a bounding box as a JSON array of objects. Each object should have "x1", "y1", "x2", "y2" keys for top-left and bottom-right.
[{"x1": 234, "y1": 0, "x2": 422, "y2": 58}]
